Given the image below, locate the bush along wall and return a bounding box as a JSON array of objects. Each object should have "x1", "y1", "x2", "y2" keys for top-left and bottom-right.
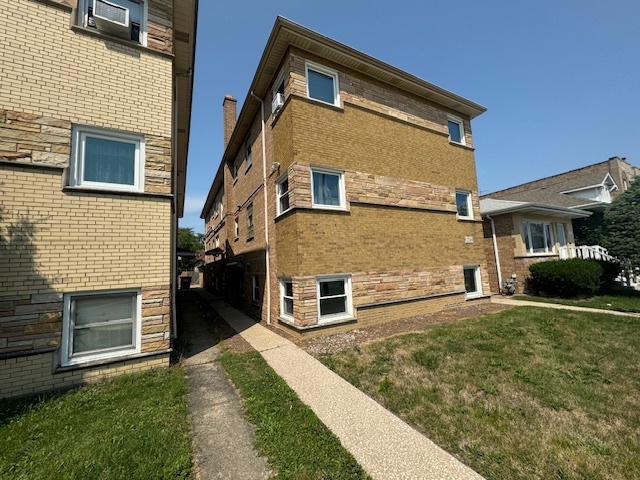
[{"x1": 528, "y1": 258, "x2": 604, "y2": 298}]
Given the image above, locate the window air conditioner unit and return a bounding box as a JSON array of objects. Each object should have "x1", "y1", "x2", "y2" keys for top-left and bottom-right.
[
  {"x1": 92, "y1": 0, "x2": 130, "y2": 39},
  {"x1": 272, "y1": 93, "x2": 285, "y2": 115}
]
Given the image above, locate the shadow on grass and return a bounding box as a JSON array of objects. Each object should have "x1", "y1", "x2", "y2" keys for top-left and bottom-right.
[{"x1": 0, "y1": 392, "x2": 58, "y2": 427}]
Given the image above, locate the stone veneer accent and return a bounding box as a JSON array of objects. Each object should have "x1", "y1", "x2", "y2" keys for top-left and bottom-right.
[
  {"x1": 0, "y1": 110, "x2": 173, "y2": 194},
  {"x1": 287, "y1": 266, "x2": 480, "y2": 328},
  {"x1": 285, "y1": 162, "x2": 459, "y2": 214},
  {"x1": 0, "y1": 286, "x2": 171, "y2": 356},
  {"x1": 287, "y1": 51, "x2": 474, "y2": 148}
]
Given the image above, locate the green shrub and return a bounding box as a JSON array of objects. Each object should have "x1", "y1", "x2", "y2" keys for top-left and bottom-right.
[
  {"x1": 528, "y1": 259, "x2": 603, "y2": 298},
  {"x1": 597, "y1": 260, "x2": 623, "y2": 291}
]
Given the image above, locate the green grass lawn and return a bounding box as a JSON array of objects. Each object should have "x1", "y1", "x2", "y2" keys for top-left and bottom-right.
[
  {"x1": 220, "y1": 349, "x2": 370, "y2": 479},
  {"x1": 0, "y1": 367, "x2": 192, "y2": 480},
  {"x1": 518, "y1": 288, "x2": 640, "y2": 313},
  {"x1": 321, "y1": 307, "x2": 640, "y2": 480}
]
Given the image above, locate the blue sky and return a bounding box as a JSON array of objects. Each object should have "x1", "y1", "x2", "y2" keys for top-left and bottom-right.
[{"x1": 180, "y1": 0, "x2": 640, "y2": 234}]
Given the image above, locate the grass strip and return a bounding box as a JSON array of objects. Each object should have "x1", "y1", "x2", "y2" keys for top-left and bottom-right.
[
  {"x1": 322, "y1": 306, "x2": 640, "y2": 480},
  {"x1": 518, "y1": 289, "x2": 640, "y2": 313},
  {"x1": 0, "y1": 367, "x2": 192, "y2": 480},
  {"x1": 219, "y1": 349, "x2": 370, "y2": 479}
]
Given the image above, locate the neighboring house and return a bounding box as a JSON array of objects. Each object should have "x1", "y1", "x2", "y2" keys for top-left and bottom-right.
[
  {"x1": 480, "y1": 157, "x2": 640, "y2": 293},
  {"x1": 201, "y1": 17, "x2": 489, "y2": 334},
  {"x1": 0, "y1": 0, "x2": 197, "y2": 399},
  {"x1": 480, "y1": 199, "x2": 591, "y2": 294},
  {"x1": 483, "y1": 157, "x2": 640, "y2": 213}
]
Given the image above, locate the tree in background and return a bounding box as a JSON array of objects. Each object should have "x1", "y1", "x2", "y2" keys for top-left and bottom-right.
[
  {"x1": 178, "y1": 227, "x2": 204, "y2": 251},
  {"x1": 603, "y1": 177, "x2": 640, "y2": 265},
  {"x1": 572, "y1": 211, "x2": 606, "y2": 246}
]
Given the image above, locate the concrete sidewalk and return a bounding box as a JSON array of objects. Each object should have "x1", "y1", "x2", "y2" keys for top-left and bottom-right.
[
  {"x1": 197, "y1": 291, "x2": 482, "y2": 480},
  {"x1": 177, "y1": 291, "x2": 271, "y2": 480},
  {"x1": 491, "y1": 295, "x2": 640, "y2": 317}
]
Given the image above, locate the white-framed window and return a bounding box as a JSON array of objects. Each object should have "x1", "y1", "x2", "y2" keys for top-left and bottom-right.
[
  {"x1": 234, "y1": 217, "x2": 239, "y2": 239},
  {"x1": 252, "y1": 276, "x2": 260, "y2": 302},
  {"x1": 245, "y1": 138, "x2": 252, "y2": 168},
  {"x1": 316, "y1": 275, "x2": 353, "y2": 324},
  {"x1": 70, "y1": 125, "x2": 144, "y2": 192},
  {"x1": 280, "y1": 279, "x2": 294, "y2": 320},
  {"x1": 522, "y1": 221, "x2": 555, "y2": 255},
  {"x1": 447, "y1": 115, "x2": 465, "y2": 145},
  {"x1": 463, "y1": 266, "x2": 482, "y2": 299},
  {"x1": 61, "y1": 289, "x2": 141, "y2": 366},
  {"x1": 455, "y1": 190, "x2": 473, "y2": 219},
  {"x1": 276, "y1": 175, "x2": 291, "y2": 215},
  {"x1": 78, "y1": 0, "x2": 148, "y2": 45},
  {"x1": 311, "y1": 167, "x2": 346, "y2": 209},
  {"x1": 246, "y1": 203, "x2": 254, "y2": 239},
  {"x1": 215, "y1": 236, "x2": 220, "y2": 248},
  {"x1": 305, "y1": 62, "x2": 340, "y2": 106}
]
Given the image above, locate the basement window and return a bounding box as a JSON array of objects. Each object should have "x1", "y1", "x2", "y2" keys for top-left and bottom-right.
[
  {"x1": 61, "y1": 289, "x2": 141, "y2": 366},
  {"x1": 316, "y1": 275, "x2": 353, "y2": 324},
  {"x1": 463, "y1": 266, "x2": 482, "y2": 299}
]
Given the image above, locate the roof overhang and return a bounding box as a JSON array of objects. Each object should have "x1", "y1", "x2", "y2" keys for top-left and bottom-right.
[
  {"x1": 173, "y1": 0, "x2": 198, "y2": 217},
  {"x1": 221, "y1": 16, "x2": 487, "y2": 169},
  {"x1": 200, "y1": 160, "x2": 225, "y2": 218},
  {"x1": 482, "y1": 202, "x2": 592, "y2": 219}
]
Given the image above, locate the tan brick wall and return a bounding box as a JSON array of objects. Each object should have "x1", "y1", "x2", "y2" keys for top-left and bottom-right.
[
  {"x1": 0, "y1": 351, "x2": 169, "y2": 399},
  {"x1": 0, "y1": 0, "x2": 173, "y2": 137},
  {"x1": 1, "y1": 165, "x2": 171, "y2": 297}
]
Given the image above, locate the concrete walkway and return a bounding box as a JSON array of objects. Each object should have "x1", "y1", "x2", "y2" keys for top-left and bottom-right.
[
  {"x1": 178, "y1": 291, "x2": 271, "y2": 480},
  {"x1": 491, "y1": 295, "x2": 640, "y2": 317},
  {"x1": 199, "y1": 293, "x2": 482, "y2": 480}
]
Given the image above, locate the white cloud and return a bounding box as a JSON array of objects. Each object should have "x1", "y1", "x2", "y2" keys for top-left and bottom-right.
[{"x1": 183, "y1": 195, "x2": 206, "y2": 214}]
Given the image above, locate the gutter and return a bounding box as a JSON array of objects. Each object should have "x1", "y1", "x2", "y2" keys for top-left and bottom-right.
[
  {"x1": 250, "y1": 91, "x2": 272, "y2": 325},
  {"x1": 486, "y1": 215, "x2": 503, "y2": 294}
]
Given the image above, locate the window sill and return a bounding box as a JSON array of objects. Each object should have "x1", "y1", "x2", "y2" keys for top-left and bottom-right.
[
  {"x1": 71, "y1": 25, "x2": 173, "y2": 59},
  {"x1": 246, "y1": 235, "x2": 254, "y2": 242},
  {"x1": 465, "y1": 294, "x2": 491, "y2": 301},
  {"x1": 457, "y1": 216, "x2": 475, "y2": 222},
  {"x1": 244, "y1": 163, "x2": 252, "y2": 174},
  {"x1": 63, "y1": 186, "x2": 172, "y2": 199},
  {"x1": 278, "y1": 315, "x2": 356, "y2": 331},
  {"x1": 233, "y1": 178, "x2": 238, "y2": 185},
  {"x1": 448, "y1": 141, "x2": 475, "y2": 151},
  {"x1": 311, "y1": 204, "x2": 348, "y2": 212},
  {"x1": 56, "y1": 348, "x2": 171, "y2": 372}
]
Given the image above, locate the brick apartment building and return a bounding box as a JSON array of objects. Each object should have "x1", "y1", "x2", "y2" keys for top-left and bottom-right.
[
  {"x1": 201, "y1": 17, "x2": 490, "y2": 334},
  {"x1": 0, "y1": 0, "x2": 197, "y2": 398}
]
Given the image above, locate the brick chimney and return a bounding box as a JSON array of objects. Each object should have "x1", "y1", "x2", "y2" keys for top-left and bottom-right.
[{"x1": 223, "y1": 94, "x2": 237, "y2": 149}]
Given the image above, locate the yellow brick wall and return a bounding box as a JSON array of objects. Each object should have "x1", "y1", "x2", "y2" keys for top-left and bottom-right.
[
  {"x1": 0, "y1": 351, "x2": 169, "y2": 399},
  {"x1": 0, "y1": 0, "x2": 173, "y2": 137},
  {"x1": 0, "y1": 165, "x2": 171, "y2": 296}
]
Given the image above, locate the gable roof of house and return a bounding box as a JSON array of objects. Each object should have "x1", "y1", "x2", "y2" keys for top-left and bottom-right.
[
  {"x1": 480, "y1": 159, "x2": 625, "y2": 211},
  {"x1": 480, "y1": 198, "x2": 592, "y2": 218}
]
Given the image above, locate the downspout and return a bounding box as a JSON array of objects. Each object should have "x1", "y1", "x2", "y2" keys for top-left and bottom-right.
[
  {"x1": 487, "y1": 215, "x2": 503, "y2": 294},
  {"x1": 250, "y1": 91, "x2": 271, "y2": 325},
  {"x1": 171, "y1": 70, "x2": 192, "y2": 339},
  {"x1": 170, "y1": 85, "x2": 178, "y2": 339}
]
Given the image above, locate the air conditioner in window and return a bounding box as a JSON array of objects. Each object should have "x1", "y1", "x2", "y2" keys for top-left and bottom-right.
[
  {"x1": 271, "y1": 93, "x2": 285, "y2": 115},
  {"x1": 92, "y1": 0, "x2": 130, "y2": 39}
]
